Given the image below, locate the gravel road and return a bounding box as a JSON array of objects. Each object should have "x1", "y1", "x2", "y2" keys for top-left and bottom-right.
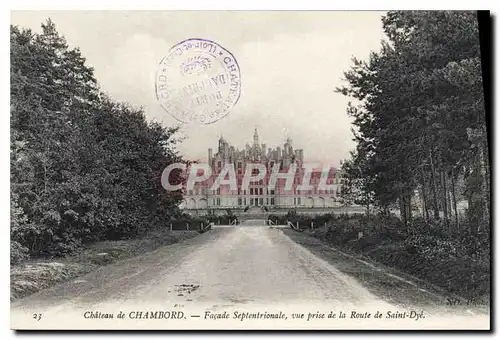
[{"x1": 11, "y1": 225, "x2": 490, "y2": 330}]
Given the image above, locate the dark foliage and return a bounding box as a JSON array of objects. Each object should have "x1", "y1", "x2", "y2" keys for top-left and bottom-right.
[
  {"x1": 307, "y1": 213, "x2": 489, "y2": 299},
  {"x1": 334, "y1": 11, "x2": 490, "y2": 297},
  {"x1": 11, "y1": 20, "x2": 184, "y2": 261},
  {"x1": 337, "y1": 11, "x2": 489, "y2": 236}
]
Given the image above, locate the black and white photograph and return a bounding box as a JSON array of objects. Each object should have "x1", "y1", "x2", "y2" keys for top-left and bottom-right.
[{"x1": 9, "y1": 9, "x2": 491, "y2": 330}]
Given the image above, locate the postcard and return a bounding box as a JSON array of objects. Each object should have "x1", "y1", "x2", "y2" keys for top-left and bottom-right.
[{"x1": 10, "y1": 10, "x2": 491, "y2": 330}]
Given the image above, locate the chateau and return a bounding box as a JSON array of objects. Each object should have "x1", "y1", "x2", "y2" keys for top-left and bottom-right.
[{"x1": 182, "y1": 129, "x2": 342, "y2": 212}]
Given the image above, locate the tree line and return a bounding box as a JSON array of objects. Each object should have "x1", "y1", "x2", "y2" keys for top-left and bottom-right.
[
  {"x1": 11, "y1": 20, "x2": 184, "y2": 263},
  {"x1": 337, "y1": 11, "x2": 489, "y2": 238}
]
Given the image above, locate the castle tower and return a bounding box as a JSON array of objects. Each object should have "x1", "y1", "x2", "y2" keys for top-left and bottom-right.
[
  {"x1": 218, "y1": 135, "x2": 225, "y2": 152},
  {"x1": 253, "y1": 128, "x2": 259, "y2": 146}
]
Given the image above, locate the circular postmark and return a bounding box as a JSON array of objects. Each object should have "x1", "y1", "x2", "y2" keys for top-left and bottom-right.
[{"x1": 155, "y1": 38, "x2": 241, "y2": 125}]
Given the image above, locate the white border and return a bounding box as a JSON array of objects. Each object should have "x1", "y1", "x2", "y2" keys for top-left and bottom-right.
[{"x1": 3, "y1": 0, "x2": 499, "y2": 10}]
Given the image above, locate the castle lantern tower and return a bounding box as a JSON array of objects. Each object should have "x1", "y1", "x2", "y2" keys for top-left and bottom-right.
[
  {"x1": 253, "y1": 128, "x2": 259, "y2": 146},
  {"x1": 218, "y1": 135, "x2": 225, "y2": 152}
]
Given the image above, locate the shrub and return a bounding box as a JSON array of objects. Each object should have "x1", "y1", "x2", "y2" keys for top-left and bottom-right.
[
  {"x1": 306, "y1": 213, "x2": 490, "y2": 299},
  {"x1": 11, "y1": 241, "x2": 29, "y2": 265},
  {"x1": 11, "y1": 194, "x2": 32, "y2": 264},
  {"x1": 267, "y1": 214, "x2": 287, "y2": 225}
]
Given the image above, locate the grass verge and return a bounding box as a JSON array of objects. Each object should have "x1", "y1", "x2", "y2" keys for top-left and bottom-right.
[
  {"x1": 11, "y1": 229, "x2": 200, "y2": 301},
  {"x1": 282, "y1": 226, "x2": 490, "y2": 310}
]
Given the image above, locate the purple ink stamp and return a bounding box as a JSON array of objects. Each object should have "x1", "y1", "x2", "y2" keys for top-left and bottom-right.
[{"x1": 155, "y1": 38, "x2": 241, "y2": 124}]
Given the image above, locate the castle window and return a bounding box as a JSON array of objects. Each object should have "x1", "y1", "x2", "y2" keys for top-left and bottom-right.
[
  {"x1": 238, "y1": 198, "x2": 242, "y2": 206},
  {"x1": 216, "y1": 188, "x2": 221, "y2": 195},
  {"x1": 259, "y1": 198, "x2": 263, "y2": 205},
  {"x1": 270, "y1": 198, "x2": 275, "y2": 205},
  {"x1": 298, "y1": 197, "x2": 301, "y2": 205},
  {"x1": 259, "y1": 188, "x2": 263, "y2": 195},
  {"x1": 216, "y1": 198, "x2": 221, "y2": 206},
  {"x1": 250, "y1": 188, "x2": 254, "y2": 195},
  {"x1": 250, "y1": 198, "x2": 254, "y2": 205},
  {"x1": 217, "y1": 161, "x2": 222, "y2": 168}
]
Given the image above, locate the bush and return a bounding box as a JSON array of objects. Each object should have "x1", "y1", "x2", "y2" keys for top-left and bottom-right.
[
  {"x1": 283, "y1": 211, "x2": 337, "y2": 230},
  {"x1": 306, "y1": 213, "x2": 490, "y2": 299},
  {"x1": 11, "y1": 194, "x2": 32, "y2": 264},
  {"x1": 11, "y1": 241, "x2": 29, "y2": 265},
  {"x1": 267, "y1": 214, "x2": 288, "y2": 225}
]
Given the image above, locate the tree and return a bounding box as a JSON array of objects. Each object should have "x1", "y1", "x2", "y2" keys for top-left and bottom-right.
[
  {"x1": 336, "y1": 11, "x2": 489, "y2": 235},
  {"x1": 339, "y1": 156, "x2": 374, "y2": 217},
  {"x1": 11, "y1": 20, "x2": 185, "y2": 258}
]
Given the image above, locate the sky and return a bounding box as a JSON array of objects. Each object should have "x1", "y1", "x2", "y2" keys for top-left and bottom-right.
[{"x1": 11, "y1": 11, "x2": 387, "y2": 167}]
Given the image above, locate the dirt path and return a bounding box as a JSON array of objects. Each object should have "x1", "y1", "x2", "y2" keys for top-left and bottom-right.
[{"x1": 11, "y1": 226, "x2": 489, "y2": 330}]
